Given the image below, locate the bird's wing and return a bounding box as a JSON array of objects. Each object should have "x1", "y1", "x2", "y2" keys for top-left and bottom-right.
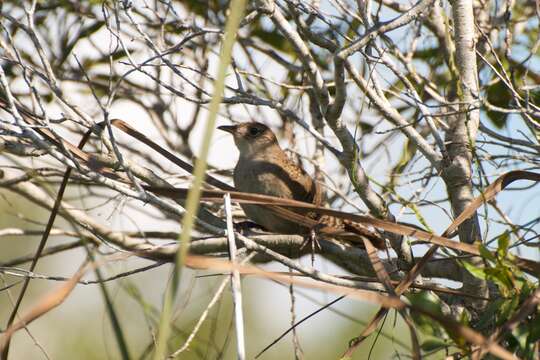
[{"x1": 281, "y1": 157, "x2": 321, "y2": 204}]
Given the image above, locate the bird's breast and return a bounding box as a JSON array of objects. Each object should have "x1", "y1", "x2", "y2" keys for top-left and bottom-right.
[
  {"x1": 232, "y1": 155, "x2": 318, "y2": 234},
  {"x1": 234, "y1": 158, "x2": 296, "y2": 199}
]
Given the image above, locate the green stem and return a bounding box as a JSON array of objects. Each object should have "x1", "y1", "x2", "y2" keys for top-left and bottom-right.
[{"x1": 152, "y1": 0, "x2": 248, "y2": 358}]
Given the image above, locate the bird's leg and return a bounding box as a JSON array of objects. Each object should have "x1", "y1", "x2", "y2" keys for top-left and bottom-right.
[{"x1": 300, "y1": 225, "x2": 323, "y2": 265}]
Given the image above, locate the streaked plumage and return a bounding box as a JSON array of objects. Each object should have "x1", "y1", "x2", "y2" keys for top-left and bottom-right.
[{"x1": 218, "y1": 122, "x2": 385, "y2": 249}]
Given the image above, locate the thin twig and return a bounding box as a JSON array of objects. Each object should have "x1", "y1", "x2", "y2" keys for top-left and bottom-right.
[{"x1": 224, "y1": 193, "x2": 246, "y2": 360}]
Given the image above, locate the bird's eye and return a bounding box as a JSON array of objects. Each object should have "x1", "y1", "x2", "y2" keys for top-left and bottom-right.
[{"x1": 248, "y1": 127, "x2": 261, "y2": 136}]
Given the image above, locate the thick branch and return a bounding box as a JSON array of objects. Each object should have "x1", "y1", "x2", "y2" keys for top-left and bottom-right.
[{"x1": 443, "y1": 0, "x2": 487, "y2": 310}]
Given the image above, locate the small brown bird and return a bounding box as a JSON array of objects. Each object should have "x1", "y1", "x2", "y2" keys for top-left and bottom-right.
[{"x1": 218, "y1": 122, "x2": 386, "y2": 249}]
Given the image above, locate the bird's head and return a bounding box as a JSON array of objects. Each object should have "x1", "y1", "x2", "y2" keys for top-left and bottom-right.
[{"x1": 218, "y1": 122, "x2": 279, "y2": 157}]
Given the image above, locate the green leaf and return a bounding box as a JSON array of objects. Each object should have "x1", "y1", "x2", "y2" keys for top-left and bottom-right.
[
  {"x1": 421, "y1": 336, "x2": 450, "y2": 352},
  {"x1": 485, "y1": 267, "x2": 513, "y2": 290},
  {"x1": 387, "y1": 138, "x2": 417, "y2": 192},
  {"x1": 408, "y1": 292, "x2": 448, "y2": 337},
  {"x1": 479, "y1": 244, "x2": 497, "y2": 263},
  {"x1": 499, "y1": 296, "x2": 519, "y2": 323},
  {"x1": 407, "y1": 291, "x2": 443, "y2": 315},
  {"x1": 511, "y1": 324, "x2": 529, "y2": 350},
  {"x1": 486, "y1": 81, "x2": 511, "y2": 128},
  {"x1": 413, "y1": 47, "x2": 445, "y2": 67},
  {"x1": 529, "y1": 314, "x2": 540, "y2": 342},
  {"x1": 458, "y1": 308, "x2": 470, "y2": 326},
  {"x1": 252, "y1": 26, "x2": 295, "y2": 55},
  {"x1": 57, "y1": 21, "x2": 106, "y2": 68},
  {"x1": 497, "y1": 231, "x2": 510, "y2": 255},
  {"x1": 358, "y1": 121, "x2": 374, "y2": 134},
  {"x1": 461, "y1": 261, "x2": 487, "y2": 280},
  {"x1": 476, "y1": 299, "x2": 503, "y2": 330}
]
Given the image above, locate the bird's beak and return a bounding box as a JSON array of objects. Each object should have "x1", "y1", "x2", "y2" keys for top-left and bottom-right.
[{"x1": 217, "y1": 125, "x2": 237, "y2": 134}]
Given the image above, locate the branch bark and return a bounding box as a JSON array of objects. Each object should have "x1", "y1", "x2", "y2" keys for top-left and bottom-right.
[{"x1": 442, "y1": 0, "x2": 487, "y2": 311}]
